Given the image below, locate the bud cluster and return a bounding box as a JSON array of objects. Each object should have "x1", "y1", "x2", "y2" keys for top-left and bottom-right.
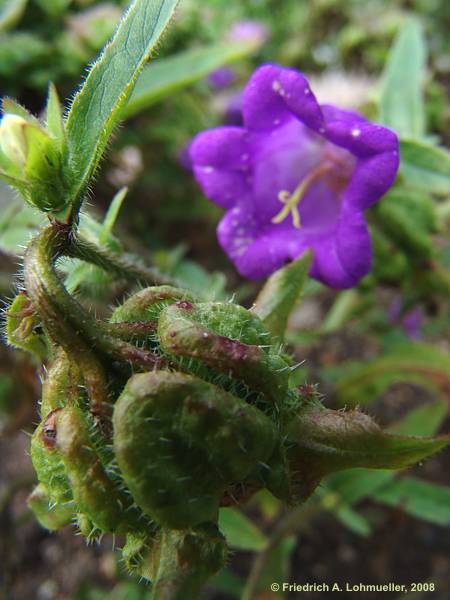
[{"x1": 15, "y1": 274, "x2": 445, "y2": 600}]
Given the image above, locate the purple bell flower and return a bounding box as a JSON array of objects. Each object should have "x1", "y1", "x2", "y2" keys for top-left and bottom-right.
[
  {"x1": 206, "y1": 67, "x2": 236, "y2": 91},
  {"x1": 190, "y1": 65, "x2": 399, "y2": 288},
  {"x1": 224, "y1": 92, "x2": 244, "y2": 126},
  {"x1": 402, "y1": 307, "x2": 424, "y2": 341},
  {"x1": 388, "y1": 298, "x2": 424, "y2": 340},
  {"x1": 228, "y1": 20, "x2": 270, "y2": 45}
]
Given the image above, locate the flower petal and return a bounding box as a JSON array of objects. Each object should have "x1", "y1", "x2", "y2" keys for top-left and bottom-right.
[
  {"x1": 309, "y1": 238, "x2": 355, "y2": 288},
  {"x1": 325, "y1": 120, "x2": 399, "y2": 157},
  {"x1": 321, "y1": 104, "x2": 367, "y2": 125},
  {"x1": 217, "y1": 206, "x2": 307, "y2": 279},
  {"x1": 336, "y1": 206, "x2": 372, "y2": 283},
  {"x1": 190, "y1": 64, "x2": 400, "y2": 289},
  {"x1": 243, "y1": 64, "x2": 324, "y2": 132},
  {"x1": 344, "y1": 150, "x2": 400, "y2": 210},
  {"x1": 190, "y1": 127, "x2": 252, "y2": 208}
]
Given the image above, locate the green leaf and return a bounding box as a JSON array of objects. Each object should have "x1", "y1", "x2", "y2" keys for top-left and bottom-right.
[
  {"x1": 399, "y1": 139, "x2": 450, "y2": 195},
  {"x1": 251, "y1": 251, "x2": 312, "y2": 340},
  {"x1": 0, "y1": 192, "x2": 44, "y2": 255},
  {"x1": 333, "y1": 504, "x2": 371, "y2": 537},
  {"x1": 320, "y1": 289, "x2": 360, "y2": 334},
  {"x1": 326, "y1": 469, "x2": 395, "y2": 506},
  {"x1": 218, "y1": 508, "x2": 267, "y2": 551},
  {"x1": 324, "y1": 398, "x2": 448, "y2": 508},
  {"x1": 335, "y1": 343, "x2": 450, "y2": 407},
  {"x1": 375, "y1": 187, "x2": 437, "y2": 258},
  {"x1": 210, "y1": 568, "x2": 244, "y2": 599},
  {"x1": 124, "y1": 40, "x2": 259, "y2": 118},
  {"x1": 287, "y1": 408, "x2": 449, "y2": 500},
  {"x1": 63, "y1": 209, "x2": 123, "y2": 295},
  {"x1": 373, "y1": 477, "x2": 450, "y2": 526},
  {"x1": 45, "y1": 83, "x2": 66, "y2": 153},
  {"x1": 99, "y1": 187, "x2": 127, "y2": 245},
  {"x1": 169, "y1": 259, "x2": 227, "y2": 300},
  {"x1": 34, "y1": 0, "x2": 71, "y2": 18},
  {"x1": 388, "y1": 400, "x2": 448, "y2": 437},
  {"x1": 1, "y1": 98, "x2": 39, "y2": 124},
  {"x1": 379, "y1": 18, "x2": 426, "y2": 138},
  {"x1": 65, "y1": 0, "x2": 179, "y2": 210},
  {"x1": 0, "y1": 0, "x2": 27, "y2": 30}
]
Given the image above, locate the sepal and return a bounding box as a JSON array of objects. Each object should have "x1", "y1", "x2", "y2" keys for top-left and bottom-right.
[
  {"x1": 283, "y1": 408, "x2": 449, "y2": 502},
  {"x1": 5, "y1": 292, "x2": 48, "y2": 361}
]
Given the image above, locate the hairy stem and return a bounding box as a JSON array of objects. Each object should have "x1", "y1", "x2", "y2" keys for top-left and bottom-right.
[
  {"x1": 149, "y1": 527, "x2": 227, "y2": 600},
  {"x1": 67, "y1": 233, "x2": 180, "y2": 287},
  {"x1": 24, "y1": 224, "x2": 164, "y2": 380}
]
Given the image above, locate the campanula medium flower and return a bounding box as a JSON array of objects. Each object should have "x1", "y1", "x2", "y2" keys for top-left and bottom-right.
[{"x1": 190, "y1": 64, "x2": 399, "y2": 288}]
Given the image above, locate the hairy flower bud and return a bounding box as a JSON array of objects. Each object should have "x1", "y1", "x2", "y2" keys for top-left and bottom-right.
[
  {"x1": 26, "y1": 280, "x2": 448, "y2": 592},
  {"x1": 0, "y1": 114, "x2": 28, "y2": 168},
  {"x1": 0, "y1": 111, "x2": 67, "y2": 213}
]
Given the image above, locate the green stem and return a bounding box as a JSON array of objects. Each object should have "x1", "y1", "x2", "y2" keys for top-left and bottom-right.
[
  {"x1": 24, "y1": 225, "x2": 165, "y2": 386},
  {"x1": 67, "y1": 233, "x2": 180, "y2": 287},
  {"x1": 24, "y1": 226, "x2": 110, "y2": 412},
  {"x1": 242, "y1": 495, "x2": 337, "y2": 600},
  {"x1": 150, "y1": 527, "x2": 227, "y2": 600}
]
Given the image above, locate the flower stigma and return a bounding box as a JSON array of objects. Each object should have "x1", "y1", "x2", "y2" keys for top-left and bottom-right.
[{"x1": 271, "y1": 163, "x2": 332, "y2": 229}]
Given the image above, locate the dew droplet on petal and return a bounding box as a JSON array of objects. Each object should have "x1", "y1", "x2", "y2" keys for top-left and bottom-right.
[{"x1": 272, "y1": 80, "x2": 281, "y2": 92}]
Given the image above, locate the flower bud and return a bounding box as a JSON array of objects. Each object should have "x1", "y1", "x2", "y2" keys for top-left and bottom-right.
[
  {"x1": 0, "y1": 114, "x2": 28, "y2": 169},
  {"x1": 0, "y1": 112, "x2": 68, "y2": 213}
]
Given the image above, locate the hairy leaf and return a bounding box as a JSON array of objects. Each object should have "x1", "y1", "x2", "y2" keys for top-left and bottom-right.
[
  {"x1": 65, "y1": 0, "x2": 179, "y2": 210},
  {"x1": 286, "y1": 408, "x2": 448, "y2": 501},
  {"x1": 324, "y1": 398, "x2": 448, "y2": 513}
]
